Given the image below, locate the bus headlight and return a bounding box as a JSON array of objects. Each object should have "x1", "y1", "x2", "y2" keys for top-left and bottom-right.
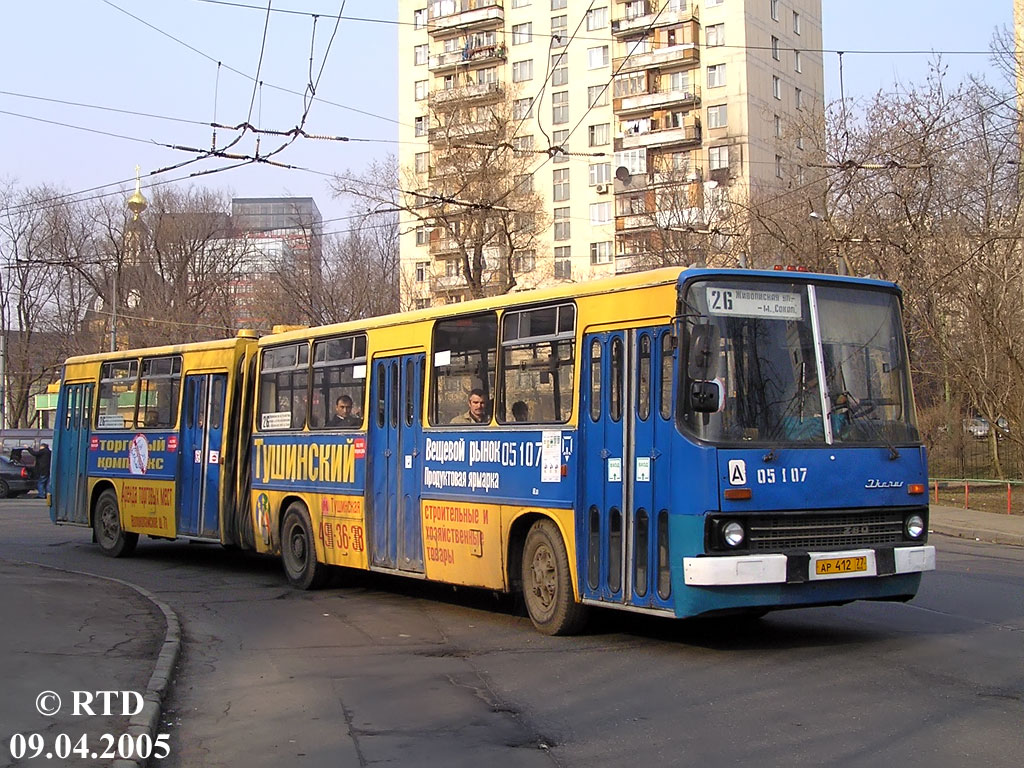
[
  {"x1": 721, "y1": 520, "x2": 746, "y2": 548},
  {"x1": 905, "y1": 514, "x2": 925, "y2": 540}
]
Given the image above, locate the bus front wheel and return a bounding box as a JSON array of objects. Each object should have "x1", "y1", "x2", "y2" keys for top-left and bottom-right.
[
  {"x1": 93, "y1": 489, "x2": 138, "y2": 558},
  {"x1": 281, "y1": 503, "x2": 329, "y2": 590},
  {"x1": 522, "y1": 519, "x2": 588, "y2": 636}
]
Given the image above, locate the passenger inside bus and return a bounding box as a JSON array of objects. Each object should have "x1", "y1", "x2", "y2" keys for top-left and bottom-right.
[
  {"x1": 511, "y1": 400, "x2": 529, "y2": 422},
  {"x1": 451, "y1": 389, "x2": 489, "y2": 424},
  {"x1": 331, "y1": 395, "x2": 361, "y2": 427}
]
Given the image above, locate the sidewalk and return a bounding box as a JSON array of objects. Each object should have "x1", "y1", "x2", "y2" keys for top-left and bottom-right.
[
  {"x1": 929, "y1": 503, "x2": 1024, "y2": 547},
  {"x1": 0, "y1": 560, "x2": 179, "y2": 768}
]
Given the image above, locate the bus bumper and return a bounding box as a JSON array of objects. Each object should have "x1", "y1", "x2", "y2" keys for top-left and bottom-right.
[{"x1": 682, "y1": 545, "x2": 935, "y2": 586}]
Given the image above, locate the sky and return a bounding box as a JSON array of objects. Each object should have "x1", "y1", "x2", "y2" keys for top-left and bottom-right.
[{"x1": 0, "y1": 0, "x2": 1012, "y2": 233}]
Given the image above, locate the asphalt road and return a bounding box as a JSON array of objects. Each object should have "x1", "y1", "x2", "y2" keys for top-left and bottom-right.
[{"x1": 1, "y1": 500, "x2": 1020, "y2": 768}]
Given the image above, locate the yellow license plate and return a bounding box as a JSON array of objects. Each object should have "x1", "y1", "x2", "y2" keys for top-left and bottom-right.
[{"x1": 815, "y1": 556, "x2": 868, "y2": 576}]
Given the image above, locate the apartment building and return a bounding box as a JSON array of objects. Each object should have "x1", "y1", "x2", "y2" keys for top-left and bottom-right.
[{"x1": 398, "y1": 0, "x2": 824, "y2": 306}]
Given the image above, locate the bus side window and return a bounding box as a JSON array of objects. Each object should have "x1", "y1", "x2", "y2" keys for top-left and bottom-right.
[
  {"x1": 310, "y1": 334, "x2": 367, "y2": 430},
  {"x1": 659, "y1": 333, "x2": 674, "y2": 420},
  {"x1": 431, "y1": 312, "x2": 497, "y2": 425},
  {"x1": 499, "y1": 303, "x2": 575, "y2": 424},
  {"x1": 96, "y1": 360, "x2": 139, "y2": 429},
  {"x1": 257, "y1": 343, "x2": 309, "y2": 431},
  {"x1": 610, "y1": 337, "x2": 623, "y2": 423},
  {"x1": 137, "y1": 355, "x2": 182, "y2": 429},
  {"x1": 590, "y1": 340, "x2": 602, "y2": 422},
  {"x1": 638, "y1": 334, "x2": 651, "y2": 421}
]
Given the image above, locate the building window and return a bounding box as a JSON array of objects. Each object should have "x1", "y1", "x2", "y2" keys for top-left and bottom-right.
[
  {"x1": 512, "y1": 0, "x2": 532, "y2": 7},
  {"x1": 513, "y1": 97, "x2": 534, "y2": 119},
  {"x1": 477, "y1": 66, "x2": 497, "y2": 84},
  {"x1": 414, "y1": 115, "x2": 428, "y2": 136},
  {"x1": 770, "y1": 0, "x2": 779, "y2": 21},
  {"x1": 551, "y1": 0, "x2": 567, "y2": 9},
  {"x1": 415, "y1": 297, "x2": 431, "y2": 310},
  {"x1": 708, "y1": 104, "x2": 727, "y2": 129},
  {"x1": 706, "y1": 0, "x2": 723, "y2": 6},
  {"x1": 615, "y1": 149, "x2": 647, "y2": 175},
  {"x1": 512, "y1": 135, "x2": 535, "y2": 153},
  {"x1": 554, "y1": 207, "x2": 570, "y2": 240},
  {"x1": 554, "y1": 257, "x2": 571, "y2": 279},
  {"x1": 513, "y1": 59, "x2": 534, "y2": 82},
  {"x1": 413, "y1": 8, "x2": 427, "y2": 29},
  {"x1": 587, "y1": 84, "x2": 608, "y2": 107},
  {"x1": 706, "y1": 23, "x2": 724, "y2": 47},
  {"x1": 415, "y1": 152, "x2": 429, "y2": 173},
  {"x1": 793, "y1": 11, "x2": 801, "y2": 35},
  {"x1": 588, "y1": 123, "x2": 610, "y2": 146},
  {"x1": 615, "y1": 71, "x2": 647, "y2": 97},
  {"x1": 590, "y1": 241, "x2": 613, "y2": 264},
  {"x1": 551, "y1": 15, "x2": 567, "y2": 46},
  {"x1": 588, "y1": 46, "x2": 609, "y2": 69},
  {"x1": 771, "y1": 36, "x2": 780, "y2": 61},
  {"x1": 553, "y1": 168, "x2": 570, "y2": 201},
  {"x1": 512, "y1": 22, "x2": 533, "y2": 44},
  {"x1": 414, "y1": 44, "x2": 427, "y2": 66},
  {"x1": 551, "y1": 52, "x2": 568, "y2": 85},
  {"x1": 707, "y1": 64, "x2": 725, "y2": 88},
  {"x1": 589, "y1": 163, "x2": 611, "y2": 186},
  {"x1": 590, "y1": 201, "x2": 612, "y2": 225},
  {"x1": 414, "y1": 80, "x2": 428, "y2": 100},
  {"x1": 552, "y1": 91, "x2": 569, "y2": 124},
  {"x1": 794, "y1": 50, "x2": 802, "y2": 73},
  {"x1": 775, "y1": 154, "x2": 783, "y2": 178},
  {"x1": 586, "y1": 7, "x2": 608, "y2": 30},
  {"x1": 669, "y1": 70, "x2": 691, "y2": 95},
  {"x1": 774, "y1": 114, "x2": 782, "y2": 138},
  {"x1": 415, "y1": 261, "x2": 429, "y2": 282},
  {"x1": 797, "y1": 165, "x2": 805, "y2": 184},
  {"x1": 415, "y1": 227, "x2": 429, "y2": 246},
  {"x1": 772, "y1": 75, "x2": 781, "y2": 100},
  {"x1": 513, "y1": 250, "x2": 536, "y2": 272},
  {"x1": 709, "y1": 145, "x2": 728, "y2": 170},
  {"x1": 795, "y1": 87, "x2": 803, "y2": 110},
  {"x1": 552, "y1": 129, "x2": 569, "y2": 162}
]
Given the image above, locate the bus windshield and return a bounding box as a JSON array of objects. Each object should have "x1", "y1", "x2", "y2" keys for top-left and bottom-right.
[{"x1": 682, "y1": 279, "x2": 919, "y2": 446}]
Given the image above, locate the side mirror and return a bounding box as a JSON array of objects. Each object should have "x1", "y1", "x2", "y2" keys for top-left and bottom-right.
[
  {"x1": 690, "y1": 380, "x2": 723, "y2": 413},
  {"x1": 687, "y1": 324, "x2": 721, "y2": 379}
]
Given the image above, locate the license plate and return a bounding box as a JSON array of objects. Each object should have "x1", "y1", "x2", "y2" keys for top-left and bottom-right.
[{"x1": 815, "y1": 556, "x2": 868, "y2": 576}]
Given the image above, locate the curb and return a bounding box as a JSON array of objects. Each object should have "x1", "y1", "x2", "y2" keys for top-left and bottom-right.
[
  {"x1": 930, "y1": 524, "x2": 1024, "y2": 548},
  {"x1": 10, "y1": 560, "x2": 180, "y2": 768}
]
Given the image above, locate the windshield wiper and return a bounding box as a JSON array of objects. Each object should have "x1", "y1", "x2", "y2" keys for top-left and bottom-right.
[{"x1": 831, "y1": 392, "x2": 900, "y2": 460}]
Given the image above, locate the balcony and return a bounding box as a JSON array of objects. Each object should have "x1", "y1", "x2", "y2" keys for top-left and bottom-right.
[
  {"x1": 428, "y1": 1, "x2": 504, "y2": 37},
  {"x1": 428, "y1": 118, "x2": 499, "y2": 144},
  {"x1": 430, "y1": 80, "x2": 505, "y2": 105},
  {"x1": 619, "y1": 123, "x2": 701, "y2": 150},
  {"x1": 611, "y1": 2, "x2": 698, "y2": 37},
  {"x1": 615, "y1": 83, "x2": 700, "y2": 115},
  {"x1": 612, "y1": 43, "x2": 699, "y2": 74},
  {"x1": 429, "y1": 43, "x2": 507, "y2": 73}
]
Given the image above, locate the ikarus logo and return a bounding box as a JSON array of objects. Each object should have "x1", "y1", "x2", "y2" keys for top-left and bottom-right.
[{"x1": 865, "y1": 479, "x2": 905, "y2": 489}]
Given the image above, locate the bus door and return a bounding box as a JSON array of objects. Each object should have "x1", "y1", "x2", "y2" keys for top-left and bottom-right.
[
  {"x1": 52, "y1": 383, "x2": 92, "y2": 524},
  {"x1": 178, "y1": 373, "x2": 226, "y2": 538},
  {"x1": 580, "y1": 328, "x2": 674, "y2": 607},
  {"x1": 367, "y1": 354, "x2": 425, "y2": 573}
]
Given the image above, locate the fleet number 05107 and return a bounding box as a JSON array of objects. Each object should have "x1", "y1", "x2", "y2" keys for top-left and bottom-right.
[{"x1": 756, "y1": 467, "x2": 808, "y2": 484}]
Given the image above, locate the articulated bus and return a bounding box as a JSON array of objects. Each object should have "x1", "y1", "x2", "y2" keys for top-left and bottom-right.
[{"x1": 52, "y1": 267, "x2": 935, "y2": 634}]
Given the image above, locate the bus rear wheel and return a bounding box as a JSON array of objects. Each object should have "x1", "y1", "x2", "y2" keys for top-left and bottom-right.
[
  {"x1": 93, "y1": 489, "x2": 138, "y2": 558},
  {"x1": 522, "y1": 519, "x2": 588, "y2": 636},
  {"x1": 281, "y1": 503, "x2": 329, "y2": 590}
]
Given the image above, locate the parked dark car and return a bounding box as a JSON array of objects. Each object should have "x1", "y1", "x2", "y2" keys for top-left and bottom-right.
[{"x1": 0, "y1": 455, "x2": 34, "y2": 498}]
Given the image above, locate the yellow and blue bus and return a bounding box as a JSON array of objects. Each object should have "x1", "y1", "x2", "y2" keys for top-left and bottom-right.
[
  {"x1": 52, "y1": 267, "x2": 935, "y2": 634},
  {"x1": 51, "y1": 334, "x2": 258, "y2": 555}
]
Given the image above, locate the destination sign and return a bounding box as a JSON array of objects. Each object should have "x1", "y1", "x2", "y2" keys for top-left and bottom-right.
[{"x1": 705, "y1": 287, "x2": 802, "y2": 320}]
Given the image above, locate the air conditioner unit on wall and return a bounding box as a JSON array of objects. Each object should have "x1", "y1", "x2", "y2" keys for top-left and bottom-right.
[{"x1": 596, "y1": 184, "x2": 609, "y2": 194}]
